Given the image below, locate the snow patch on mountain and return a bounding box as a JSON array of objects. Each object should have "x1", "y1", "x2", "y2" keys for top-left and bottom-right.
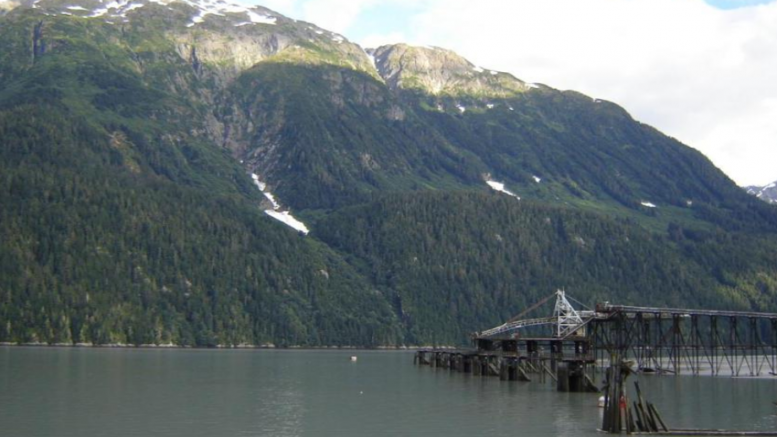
[
  {"x1": 265, "y1": 211, "x2": 309, "y2": 234},
  {"x1": 486, "y1": 180, "x2": 520, "y2": 199},
  {"x1": 641, "y1": 201, "x2": 657, "y2": 208},
  {"x1": 186, "y1": 12, "x2": 204, "y2": 26},
  {"x1": 251, "y1": 174, "x2": 266, "y2": 191},
  {"x1": 745, "y1": 180, "x2": 777, "y2": 203},
  {"x1": 758, "y1": 182, "x2": 776, "y2": 196},
  {"x1": 252, "y1": 174, "x2": 280, "y2": 210},
  {"x1": 533, "y1": 175, "x2": 541, "y2": 183},
  {"x1": 362, "y1": 48, "x2": 377, "y2": 72},
  {"x1": 251, "y1": 174, "x2": 308, "y2": 234},
  {"x1": 262, "y1": 191, "x2": 280, "y2": 210},
  {"x1": 50, "y1": 0, "x2": 276, "y2": 27},
  {"x1": 246, "y1": 10, "x2": 275, "y2": 24},
  {"x1": 367, "y1": 53, "x2": 376, "y2": 70}
]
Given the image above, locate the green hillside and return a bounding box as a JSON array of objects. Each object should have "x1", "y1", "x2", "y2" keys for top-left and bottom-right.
[
  {"x1": 315, "y1": 192, "x2": 777, "y2": 344},
  {"x1": 0, "y1": 0, "x2": 776, "y2": 347}
]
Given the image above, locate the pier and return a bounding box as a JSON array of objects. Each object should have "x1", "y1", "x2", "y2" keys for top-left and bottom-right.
[
  {"x1": 415, "y1": 290, "x2": 777, "y2": 387},
  {"x1": 414, "y1": 291, "x2": 777, "y2": 434}
]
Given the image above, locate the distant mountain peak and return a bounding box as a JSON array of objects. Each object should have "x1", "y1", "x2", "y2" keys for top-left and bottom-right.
[
  {"x1": 5, "y1": 0, "x2": 376, "y2": 77},
  {"x1": 4, "y1": 0, "x2": 534, "y2": 94},
  {"x1": 745, "y1": 181, "x2": 777, "y2": 204},
  {"x1": 370, "y1": 43, "x2": 537, "y2": 97}
]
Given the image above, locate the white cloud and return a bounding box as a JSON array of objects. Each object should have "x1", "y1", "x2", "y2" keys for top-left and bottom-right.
[
  {"x1": 299, "y1": 0, "x2": 377, "y2": 33},
  {"x1": 250, "y1": 0, "x2": 378, "y2": 34},
  {"x1": 255, "y1": 0, "x2": 298, "y2": 13},
  {"x1": 360, "y1": 31, "x2": 406, "y2": 49}
]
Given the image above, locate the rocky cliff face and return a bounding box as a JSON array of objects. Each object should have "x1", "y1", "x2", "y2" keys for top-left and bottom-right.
[
  {"x1": 371, "y1": 43, "x2": 534, "y2": 97},
  {"x1": 11, "y1": 0, "x2": 375, "y2": 77}
]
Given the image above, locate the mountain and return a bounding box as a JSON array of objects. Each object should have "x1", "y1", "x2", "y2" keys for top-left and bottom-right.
[
  {"x1": 746, "y1": 181, "x2": 777, "y2": 204},
  {"x1": 1, "y1": 0, "x2": 777, "y2": 347}
]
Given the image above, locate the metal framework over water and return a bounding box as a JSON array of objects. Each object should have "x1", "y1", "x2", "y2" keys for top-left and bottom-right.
[
  {"x1": 416, "y1": 291, "x2": 777, "y2": 381},
  {"x1": 415, "y1": 291, "x2": 777, "y2": 434},
  {"x1": 591, "y1": 302, "x2": 777, "y2": 376},
  {"x1": 477, "y1": 290, "x2": 777, "y2": 376}
]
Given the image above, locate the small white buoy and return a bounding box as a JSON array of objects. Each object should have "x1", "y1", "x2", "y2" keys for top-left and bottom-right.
[
  {"x1": 350, "y1": 356, "x2": 358, "y2": 362},
  {"x1": 598, "y1": 396, "x2": 606, "y2": 408}
]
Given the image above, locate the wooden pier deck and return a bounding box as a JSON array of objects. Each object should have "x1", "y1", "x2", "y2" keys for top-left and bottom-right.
[{"x1": 414, "y1": 341, "x2": 598, "y2": 390}]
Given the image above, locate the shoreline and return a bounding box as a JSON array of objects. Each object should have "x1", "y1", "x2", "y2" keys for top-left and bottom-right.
[{"x1": 0, "y1": 342, "x2": 459, "y2": 351}]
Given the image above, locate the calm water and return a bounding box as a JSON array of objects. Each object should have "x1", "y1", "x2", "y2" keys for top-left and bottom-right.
[{"x1": 1, "y1": 347, "x2": 776, "y2": 437}]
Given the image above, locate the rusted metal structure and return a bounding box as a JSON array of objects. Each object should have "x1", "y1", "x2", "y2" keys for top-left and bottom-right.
[
  {"x1": 592, "y1": 302, "x2": 777, "y2": 376},
  {"x1": 414, "y1": 291, "x2": 777, "y2": 390}
]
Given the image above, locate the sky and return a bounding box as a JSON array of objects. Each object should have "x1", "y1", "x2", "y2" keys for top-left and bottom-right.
[{"x1": 254, "y1": 0, "x2": 777, "y2": 186}]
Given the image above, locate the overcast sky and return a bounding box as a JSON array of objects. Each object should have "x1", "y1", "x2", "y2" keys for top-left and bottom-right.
[{"x1": 256, "y1": 0, "x2": 777, "y2": 186}]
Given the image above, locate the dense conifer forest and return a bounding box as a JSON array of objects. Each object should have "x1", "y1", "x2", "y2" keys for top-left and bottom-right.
[{"x1": 1, "y1": 0, "x2": 776, "y2": 346}]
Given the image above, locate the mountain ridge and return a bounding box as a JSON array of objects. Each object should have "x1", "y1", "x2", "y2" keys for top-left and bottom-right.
[
  {"x1": 1, "y1": 0, "x2": 777, "y2": 347},
  {"x1": 745, "y1": 181, "x2": 777, "y2": 204}
]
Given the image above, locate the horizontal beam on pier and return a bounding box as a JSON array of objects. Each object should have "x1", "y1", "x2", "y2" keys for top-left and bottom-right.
[{"x1": 600, "y1": 304, "x2": 777, "y2": 319}]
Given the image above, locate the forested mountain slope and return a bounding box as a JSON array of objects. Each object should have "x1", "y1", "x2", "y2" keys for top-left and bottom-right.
[
  {"x1": 315, "y1": 193, "x2": 777, "y2": 344},
  {"x1": 1, "y1": 0, "x2": 776, "y2": 346}
]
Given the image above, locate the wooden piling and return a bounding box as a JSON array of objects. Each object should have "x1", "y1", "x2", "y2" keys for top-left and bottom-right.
[
  {"x1": 557, "y1": 362, "x2": 570, "y2": 392},
  {"x1": 516, "y1": 364, "x2": 531, "y2": 382},
  {"x1": 463, "y1": 355, "x2": 472, "y2": 373},
  {"x1": 648, "y1": 402, "x2": 669, "y2": 432}
]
